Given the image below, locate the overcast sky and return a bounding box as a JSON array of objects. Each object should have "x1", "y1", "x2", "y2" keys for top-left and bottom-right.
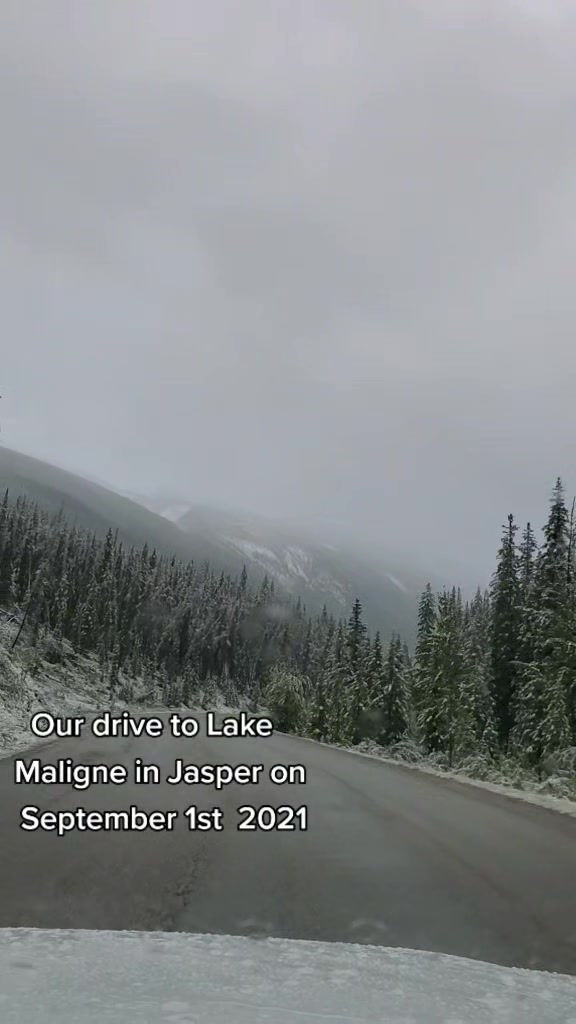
[{"x1": 1, "y1": 0, "x2": 576, "y2": 581}]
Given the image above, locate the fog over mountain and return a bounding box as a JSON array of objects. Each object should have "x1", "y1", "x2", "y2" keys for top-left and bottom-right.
[
  {"x1": 0, "y1": 445, "x2": 433, "y2": 641},
  {"x1": 2, "y1": 1, "x2": 576, "y2": 584}
]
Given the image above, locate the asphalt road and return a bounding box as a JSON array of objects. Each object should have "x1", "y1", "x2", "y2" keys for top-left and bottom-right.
[{"x1": 1, "y1": 713, "x2": 576, "y2": 975}]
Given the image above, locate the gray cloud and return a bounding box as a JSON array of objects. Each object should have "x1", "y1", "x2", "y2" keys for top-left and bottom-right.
[{"x1": 2, "y1": 0, "x2": 576, "y2": 582}]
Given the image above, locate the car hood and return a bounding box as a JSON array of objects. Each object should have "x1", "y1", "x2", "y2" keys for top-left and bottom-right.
[{"x1": 0, "y1": 928, "x2": 575, "y2": 1023}]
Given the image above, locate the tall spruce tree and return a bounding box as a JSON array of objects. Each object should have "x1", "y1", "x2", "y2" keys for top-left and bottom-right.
[
  {"x1": 519, "y1": 523, "x2": 538, "y2": 598},
  {"x1": 460, "y1": 589, "x2": 497, "y2": 756},
  {"x1": 380, "y1": 633, "x2": 409, "y2": 745},
  {"x1": 418, "y1": 589, "x2": 463, "y2": 763},
  {"x1": 490, "y1": 514, "x2": 521, "y2": 750},
  {"x1": 346, "y1": 598, "x2": 369, "y2": 742},
  {"x1": 513, "y1": 480, "x2": 572, "y2": 769},
  {"x1": 412, "y1": 584, "x2": 436, "y2": 740},
  {"x1": 347, "y1": 598, "x2": 367, "y2": 675},
  {"x1": 365, "y1": 631, "x2": 384, "y2": 705},
  {"x1": 325, "y1": 622, "x2": 352, "y2": 744}
]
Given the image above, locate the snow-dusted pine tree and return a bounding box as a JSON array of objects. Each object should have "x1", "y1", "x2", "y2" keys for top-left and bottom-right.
[
  {"x1": 490, "y1": 514, "x2": 521, "y2": 750},
  {"x1": 513, "y1": 481, "x2": 573, "y2": 770},
  {"x1": 411, "y1": 583, "x2": 436, "y2": 739},
  {"x1": 380, "y1": 633, "x2": 409, "y2": 745}
]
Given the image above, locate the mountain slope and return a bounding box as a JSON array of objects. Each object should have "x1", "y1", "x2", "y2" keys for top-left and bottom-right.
[
  {"x1": 0, "y1": 447, "x2": 196, "y2": 561},
  {"x1": 148, "y1": 500, "x2": 424, "y2": 641},
  {"x1": 0, "y1": 447, "x2": 427, "y2": 641}
]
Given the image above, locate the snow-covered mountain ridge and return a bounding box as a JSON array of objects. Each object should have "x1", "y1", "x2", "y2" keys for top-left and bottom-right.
[
  {"x1": 0, "y1": 447, "x2": 435, "y2": 642},
  {"x1": 137, "y1": 497, "x2": 428, "y2": 640}
]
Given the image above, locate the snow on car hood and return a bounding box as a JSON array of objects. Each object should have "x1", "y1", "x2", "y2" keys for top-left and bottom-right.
[{"x1": 1, "y1": 928, "x2": 575, "y2": 1024}]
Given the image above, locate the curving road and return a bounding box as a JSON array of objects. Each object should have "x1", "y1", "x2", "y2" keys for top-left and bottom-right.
[{"x1": 1, "y1": 713, "x2": 576, "y2": 975}]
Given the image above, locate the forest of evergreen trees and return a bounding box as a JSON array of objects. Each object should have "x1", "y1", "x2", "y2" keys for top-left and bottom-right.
[{"x1": 1, "y1": 479, "x2": 576, "y2": 779}]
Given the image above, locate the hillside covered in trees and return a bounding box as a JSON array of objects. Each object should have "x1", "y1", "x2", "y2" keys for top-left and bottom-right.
[{"x1": 1, "y1": 480, "x2": 576, "y2": 792}]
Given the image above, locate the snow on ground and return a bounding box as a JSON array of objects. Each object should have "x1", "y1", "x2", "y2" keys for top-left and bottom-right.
[
  {"x1": 280, "y1": 726, "x2": 576, "y2": 818},
  {"x1": 1, "y1": 928, "x2": 575, "y2": 1024},
  {"x1": 0, "y1": 634, "x2": 117, "y2": 759},
  {"x1": 0, "y1": 622, "x2": 242, "y2": 759},
  {"x1": 342, "y1": 739, "x2": 576, "y2": 818},
  {"x1": 284, "y1": 546, "x2": 312, "y2": 582},
  {"x1": 0, "y1": 621, "x2": 147, "y2": 759},
  {"x1": 225, "y1": 537, "x2": 281, "y2": 564},
  {"x1": 385, "y1": 573, "x2": 408, "y2": 593}
]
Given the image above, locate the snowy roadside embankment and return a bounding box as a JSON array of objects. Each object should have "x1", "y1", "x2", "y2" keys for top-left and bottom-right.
[
  {"x1": 0, "y1": 635, "x2": 125, "y2": 759},
  {"x1": 0, "y1": 624, "x2": 242, "y2": 760},
  {"x1": 345, "y1": 738, "x2": 576, "y2": 817}
]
